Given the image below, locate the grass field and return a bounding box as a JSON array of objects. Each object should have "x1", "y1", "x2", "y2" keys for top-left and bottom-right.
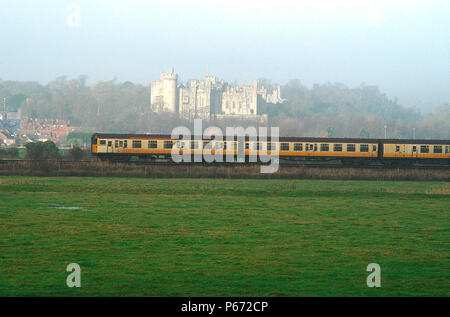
[{"x1": 0, "y1": 177, "x2": 448, "y2": 296}]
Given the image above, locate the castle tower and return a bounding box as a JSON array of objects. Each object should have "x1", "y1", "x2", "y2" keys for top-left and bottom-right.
[{"x1": 150, "y1": 67, "x2": 178, "y2": 113}]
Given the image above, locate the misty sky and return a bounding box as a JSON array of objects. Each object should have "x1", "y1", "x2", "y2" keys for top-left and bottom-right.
[{"x1": 0, "y1": 0, "x2": 449, "y2": 111}]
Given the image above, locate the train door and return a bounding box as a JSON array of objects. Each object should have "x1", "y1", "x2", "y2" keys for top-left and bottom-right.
[
  {"x1": 234, "y1": 139, "x2": 245, "y2": 162},
  {"x1": 377, "y1": 142, "x2": 383, "y2": 160},
  {"x1": 394, "y1": 144, "x2": 406, "y2": 157},
  {"x1": 412, "y1": 145, "x2": 418, "y2": 158},
  {"x1": 107, "y1": 140, "x2": 113, "y2": 153},
  {"x1": 116, "y1": 140, "x2": 124, "y2": 153},
  {"x1": 399, "y1": 144, "x2": 406, "y2": 157}
]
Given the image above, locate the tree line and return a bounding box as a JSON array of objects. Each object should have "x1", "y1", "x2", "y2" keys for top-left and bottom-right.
[
  {"x1": 0, "y1": 76, "x2": 448, "y2": 139},
  {"x1": 0, "y1": 141, "x2": 87, "y2": 161}
]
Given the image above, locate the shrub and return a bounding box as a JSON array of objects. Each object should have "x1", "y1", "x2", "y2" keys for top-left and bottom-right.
[
  {"x1": 68, "y1": 146, "x2": 85, "y2": 161},
  {"x1": 25, "y1": 141, "x2": 59, "y2": 160},
  {"x1": 0, "y1": 147, "x2": 20, "y2": 158}
]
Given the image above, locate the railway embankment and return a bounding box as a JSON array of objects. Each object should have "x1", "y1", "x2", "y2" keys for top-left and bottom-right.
[{"x1": 0, "y1": 160, "x2": 449, "y2": 181}]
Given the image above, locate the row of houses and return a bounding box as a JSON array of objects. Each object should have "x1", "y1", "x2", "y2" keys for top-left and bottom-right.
[{"x1": 0, "y1": 111, "x2": 81, "y2": 146}]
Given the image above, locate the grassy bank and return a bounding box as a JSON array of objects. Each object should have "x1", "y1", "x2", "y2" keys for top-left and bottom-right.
[
  {"x1": 0, "y1": 160, "x2": 449, "y2": 181},
  {"x1": 0, "y1": 177, "x2": 449, "y2": 296}
]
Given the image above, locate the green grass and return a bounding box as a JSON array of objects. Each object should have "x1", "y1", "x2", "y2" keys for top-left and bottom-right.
[{"x1": 0, "y1": 177, "x2": 448, "y2": 296}]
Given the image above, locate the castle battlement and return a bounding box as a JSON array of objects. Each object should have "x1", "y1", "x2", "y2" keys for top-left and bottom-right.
[{"x1": 160, "y1": 67, "x2": 177, "y2": 80}]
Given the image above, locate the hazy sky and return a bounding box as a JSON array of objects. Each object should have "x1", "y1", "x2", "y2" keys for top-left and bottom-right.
[{"x1": 0, "y1": 0, "x2": 449, "y2": 111}]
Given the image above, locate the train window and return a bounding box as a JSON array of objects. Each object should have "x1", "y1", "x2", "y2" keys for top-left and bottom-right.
[
  {"x1": 373, "y1": 145, "x2": 377, "y2": 152},
  {"x1": 99, "y1": 140, "x2": 106, "y2": 145},
  {"x1": 313, "y1": 144, "x2": 317, "y2": 151},
  {"x1": 107, "y1": 141, "x2": 112, "y2": 147},
  {"x1": 253, "y1": 142, "x2": 262, "y2": 150},
  {"x1": 420, "y1": 145, "x2": 429, "y2": 153},
  {"x1": 164, "y1": 141, "x2": 173, "y2": 149},
  {"x1": 119, "y1": 141, "x2": 123, "y2": 147},
  {"x1": 433, "y1": 146, "x2": 442, "y2": 153},
  {"x1": 149, "y1": 140, "x2": 158, "y2": 149},
  {"x1": 132, "y1": 140, "x2": 142, "y2": 148},
  {"x1": 395, "y1": 145, "x2": 400, "y2": 152},
  {"x1": 360, "y1": 144, "x2": 369, "y2": 152},
  {"x1": 294, "y1": 143, "x2": 303, "y2": 151},
  {"x1": 412, "y1": 146, "x2": 417, "y2": 152},
  {"x1": 333, "y1": 144, "x2": 342, "y2": 152},
  {"x1": 223, "y1": 142, "x2": 227, "y2": 150},
  {"x1": 446, "y1": 146, "x2": 450, "y2": 154},
  {"x1": 245, "y1": 143, "x2": 249, "y2": 150},
  {"x1": 124, "y1": 140, "x2": 128, "y2": 148},
  {"x1": 190, "y1": 141, "x2": 199, "y2": 149},
  {"x1": 280, "y1": 143, "x2": 289, "y2": 151},
  {"x1": 347, "y1": 144, "x2": 355, "y2": 152},
  {"x1": 268, "y1": 142, "x2": 277, "y2": 151},
  {"x1": 320, "y1": 144, "x2": 329, "y2": 152},
  {"x1": 115, "y1": 140, "x2": 118, "y2": 148},
  {"x1": 204, "y1": 141, "x2": 212, "y2": 150}
]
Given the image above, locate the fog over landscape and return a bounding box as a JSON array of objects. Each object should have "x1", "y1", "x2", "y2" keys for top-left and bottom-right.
[
  {"x1": 0, "y1": 0, "x2": 449, "y2": 142},
  {"x1": 1, "y1": 0, "x2": 448, "y2": 110}
]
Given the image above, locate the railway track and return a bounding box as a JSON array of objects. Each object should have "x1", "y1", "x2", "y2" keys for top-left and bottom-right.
[{"x1": 0, "y1": 159, "x2": 449, "y2": 170}]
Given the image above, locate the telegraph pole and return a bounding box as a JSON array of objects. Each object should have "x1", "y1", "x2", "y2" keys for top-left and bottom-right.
[{"x1": 384, "y1": 125, "x2": 387, "y2": 139}]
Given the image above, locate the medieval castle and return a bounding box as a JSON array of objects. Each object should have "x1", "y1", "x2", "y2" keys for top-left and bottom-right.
[{"x1": 150, "y1": 68, "x2": 284, "y2": 122}]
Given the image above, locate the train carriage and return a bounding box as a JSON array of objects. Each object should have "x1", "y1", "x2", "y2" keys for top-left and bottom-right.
[
  {"x1": 268, "y1": 137, "x2": 379, "y2": 163},
  {"x1": 381, "y1": 139, "x2": 450, "y2": 165}
]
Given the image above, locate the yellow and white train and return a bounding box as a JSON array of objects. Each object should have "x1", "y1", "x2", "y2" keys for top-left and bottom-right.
[{"x1": 91, "y1": 133, "x2": 450, "y2": 165}]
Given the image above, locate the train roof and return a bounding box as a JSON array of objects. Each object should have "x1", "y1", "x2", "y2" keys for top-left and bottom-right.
[
  {"x1": 92, "y1": 133, "x2": 173, "y2": 139},
  {"x1": 91, "y1": 133, "x2": 450, "y2": 144},
  {"x1": 380, "y1": 139, "x2": 450, "y2": 145}
]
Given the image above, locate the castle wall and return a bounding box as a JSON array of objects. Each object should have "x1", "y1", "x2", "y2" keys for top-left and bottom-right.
[
  {"x1": 221, "y1": 81, "x2": 257, "y2": 116},
  {"x1": 179, "y1": 77, "x2": 224, "y2": 120}
]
